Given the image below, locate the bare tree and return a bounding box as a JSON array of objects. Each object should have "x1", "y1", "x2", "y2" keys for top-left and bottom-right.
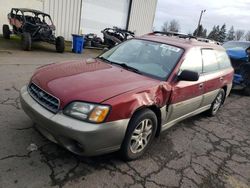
[
  {"x1": 161, "y1": 22, "x2": 168, "y2": 32},
  {"x1": 235, "y1": 30, "x2": 245, "y2": 40},
  {"x1": 245, "y1": 31, "x2": 250, "y2": 41},
  {"x1": 168, "y1": 19, "x2": 180, "y2": 32}
]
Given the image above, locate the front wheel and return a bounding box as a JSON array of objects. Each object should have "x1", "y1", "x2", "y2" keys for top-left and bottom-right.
[
  {"x1": 120, "y1": 109, "x2": 157, "y2": 161},
  {"x1": 3, "y1": 24, "x2": 11, "y2": 39},
  {"x1": 21, "y1": 32, "x2": 32, "y2": 51},
  {"x1": 207, "y1": 89, "x2": 225, "y2": 116},
  {"x1": 55, "y1": 36, "x2": 65, "y2": 53}
]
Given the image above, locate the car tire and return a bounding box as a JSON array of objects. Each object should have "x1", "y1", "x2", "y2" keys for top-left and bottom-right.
[
  {"x1": 120, "y1": 109, "x2": 157, "y2": 161},
  {"x1": 207, "y1": 89, "x2": 225, "y2": 116},
  {"x1": 240, "y1": 63, "x2": 250, "y2": 96},
  {"x1": 3, "y1": 24, "x2": 11, "y2": 39},
  {"x1": 21, "y1": 32, "x2": 32, "y2": 51},
  {"x1": 56, "y1": 36, "x2": 65, "y2": 53}
]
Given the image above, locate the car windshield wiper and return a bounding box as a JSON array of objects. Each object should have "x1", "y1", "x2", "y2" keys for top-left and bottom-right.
[
  {"x1": 111, "y1": 62, "x2": 142, "y2": 74},
  {"x1": 97, "y1": 57, "x2": 142, "y2": 74},
  {"x1": 97, "y1": 56, "x2": 113, "y2": 64}
]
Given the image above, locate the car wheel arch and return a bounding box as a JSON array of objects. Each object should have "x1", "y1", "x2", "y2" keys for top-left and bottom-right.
[
  {"x1": 222, "y1": 85, "x2": 227, "y2": 104},
  {"x1": 128, "y1": 105, "x2": 162, "y2": 137}
]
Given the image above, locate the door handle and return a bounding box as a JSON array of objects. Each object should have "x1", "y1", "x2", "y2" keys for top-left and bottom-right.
[
  {"x1": 199, "y1": 83, "x2": 204, "y2": 89},
  {"x1": 220, "y1": 77, "x2": 224, "y2": 81}
]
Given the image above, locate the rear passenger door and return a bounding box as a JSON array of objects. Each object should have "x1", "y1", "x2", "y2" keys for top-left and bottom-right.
[
  {"x1": 201, "y1": 49, "x2": 224, "y2": 106},
  {"x1": 167, "y1": 48, "x2": 205, "y2": 122}
]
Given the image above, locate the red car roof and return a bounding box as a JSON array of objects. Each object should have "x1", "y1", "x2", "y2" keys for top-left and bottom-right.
[{"x1": 138, "y1": 34, "x2": 225, "y2": 51}]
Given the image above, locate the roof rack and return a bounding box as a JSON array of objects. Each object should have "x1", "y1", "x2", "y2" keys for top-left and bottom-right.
[
  {"x1": 151, "y1": 31, "x2": 197, "y2": 40},
  {"x1": 196, "y1": 37, "x2": 220, "y2": 45}
]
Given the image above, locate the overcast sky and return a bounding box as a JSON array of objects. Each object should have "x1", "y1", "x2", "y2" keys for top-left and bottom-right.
[{"x1": 153, "y1": 0, "x2": 250, "y2": 34}]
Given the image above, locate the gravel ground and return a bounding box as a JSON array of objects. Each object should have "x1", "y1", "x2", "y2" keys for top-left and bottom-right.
[{"x1": 0, "y1": 37, "x2": 249, "y2": 188}]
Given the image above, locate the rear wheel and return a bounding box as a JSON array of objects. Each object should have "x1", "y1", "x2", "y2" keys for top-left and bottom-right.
[
  {"x1": 3, "y1": 24, "x2": 11, "y2": 39},
  {"x1": 56, "y1": 36, "x2": 65, "y2": 53},
  {"x1": 240, "y1": 63, "x2": 250, "y2": 96},
  {"x1": 21, "y1": 32, "x2": 32, "y2": 51},
  {"x1": 207, "y1": 89, "x2": 225, "y2": 116},
  {"x1": 120, "y1": 109, "x2": 157, "y2": 161}
]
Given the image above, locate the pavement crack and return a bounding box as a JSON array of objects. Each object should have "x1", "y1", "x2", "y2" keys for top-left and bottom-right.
[
  {"x1": 0, "y1": 96, "x2": 21, "y2": 110},
  {"x1": 0, "y1": 152, "x2": 32, "y2": 161},
  {"x1": 14, "y1": 126, "x2": 33, "y2": 131},
  {"x1": 12, "y1": 86, "x2": 20, "y2": 93}
]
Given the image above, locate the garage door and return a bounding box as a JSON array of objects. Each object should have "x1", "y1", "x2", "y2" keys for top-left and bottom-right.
[
  {"x1": 128, "y1": 0, "x2": 158, "y2": 36},
  {"x1": 44, "y1": 0, "x2": 82, "y2": 41},
  {"x1": 80, "y1": 0, "x2": 130, "y2": 37}
]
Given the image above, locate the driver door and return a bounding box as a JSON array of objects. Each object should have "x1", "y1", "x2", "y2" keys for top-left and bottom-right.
[{"x1": 166, "y1": 48, "x2": 205, "y2": 122}]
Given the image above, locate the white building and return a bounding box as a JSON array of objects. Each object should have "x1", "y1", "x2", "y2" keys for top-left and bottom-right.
[{"x1": 0, "y1": 0, "x2": 158, "y2": 40}]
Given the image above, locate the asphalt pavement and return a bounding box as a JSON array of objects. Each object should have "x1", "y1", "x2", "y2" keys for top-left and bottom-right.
[{"x1": 0, "y1": 37, "x2": 249, "y2": 188}]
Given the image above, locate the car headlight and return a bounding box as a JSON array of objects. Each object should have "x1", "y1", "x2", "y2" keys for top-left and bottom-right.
[{"x1": 63, "y1": 102, "x2": 110, "y2": 123}]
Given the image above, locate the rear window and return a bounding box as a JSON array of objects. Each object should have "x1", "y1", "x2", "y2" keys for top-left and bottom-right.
[
  {"x1": 215, "y1": 50, "x2": 232, "y2": 69},
  {"x1": 202, "y1": 49, "x2": 219, "y2": 73}
]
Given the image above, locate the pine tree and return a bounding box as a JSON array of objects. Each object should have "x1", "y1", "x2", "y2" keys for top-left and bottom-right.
[
  {"x1": 208, "y1": 25, "x2": 224, "y2": 41},
  {"x1": 218, "y1": 24, "x2": 226, "y2": 42},
  {"x1": 208, "y1": 26, "x2": 217, "y2": 40},
  {"x1": 214, "y1": 25, "x2": 220, "y2": 41},
  {"x1": 202, "y1": 29, "x2": 207, "y2": 38},
  {"x1": 193, "y1": 24, "x2": 207, "y2": 38},
  {"x1": 227, "y1": 26, "x2": 235, "y2": 41}
]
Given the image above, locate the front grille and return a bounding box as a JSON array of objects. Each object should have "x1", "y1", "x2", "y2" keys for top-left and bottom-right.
[{"x1": 28, "y1": 83, "x2": 60, "y2": 113}]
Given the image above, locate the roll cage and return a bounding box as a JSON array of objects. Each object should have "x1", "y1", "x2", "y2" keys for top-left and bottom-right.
[{"x1": 9, "y1": 8, "x2": 54, "y2": 26}]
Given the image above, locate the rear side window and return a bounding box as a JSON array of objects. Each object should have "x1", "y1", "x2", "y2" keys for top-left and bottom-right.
[
  {"x1": 215, "y1": 50, "x2": 232, "y2": 69},
  {"x1": 202, "y1": 49, "x2": 219, "y2": 73},
  {"x1": 180, "y1": 48, "x2": 203, "y2": 73}
]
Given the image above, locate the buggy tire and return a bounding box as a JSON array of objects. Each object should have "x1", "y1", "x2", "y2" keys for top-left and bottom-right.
[
  {"x1": 91, "y1": 37, "x2": 102, "y2": 47},
  {"x1": 240, "y1": 63, "x2": 250, "y2": 96},
  {"x1": 207, "y1": 89, "x2": 225, "y2": 116},
  {"x1": 3, "y1": 24, "x2": 11, "y2": 39},
  {"x1": 120, "y1": 109, "x2": 157, "y2": 161},
  {"x1": 21, "y1": 32, "x2": 32, "y2": 51},
  {"x1": 56, "y1": 36, "x2": 65, "y2": 53}
]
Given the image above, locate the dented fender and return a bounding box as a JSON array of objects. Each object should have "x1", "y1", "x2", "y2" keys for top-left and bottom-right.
[{"x1": 103, "y1": 82, "x2": 172, "y2": 122}]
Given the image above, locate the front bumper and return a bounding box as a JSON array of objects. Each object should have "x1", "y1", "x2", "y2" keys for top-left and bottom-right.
[{"x1": 20, "y1": 86, "x2": 129, "y2": 156}]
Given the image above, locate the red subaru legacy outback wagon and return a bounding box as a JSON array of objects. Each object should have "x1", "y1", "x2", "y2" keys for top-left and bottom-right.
[{"x1": 20, "y1": 32, "x2": 234, "y2": 160}]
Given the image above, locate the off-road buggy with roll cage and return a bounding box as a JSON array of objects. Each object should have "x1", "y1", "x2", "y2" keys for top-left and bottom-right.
[
  {"x1": 101, "y1": 27, "x2": 135, "y2": 48},
  {"x1": 2, "y1": 8, "x2": 65, "y2": 53}
]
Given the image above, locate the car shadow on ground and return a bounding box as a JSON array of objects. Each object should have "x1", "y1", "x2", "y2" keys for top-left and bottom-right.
[{"x1": 230, "y1": 88, "x2": 248, "y2": 96}]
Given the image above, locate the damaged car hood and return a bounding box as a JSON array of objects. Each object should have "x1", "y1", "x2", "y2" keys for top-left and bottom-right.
[{"x1": 31, "y1": 59, "x2": 161, "y2": 108}]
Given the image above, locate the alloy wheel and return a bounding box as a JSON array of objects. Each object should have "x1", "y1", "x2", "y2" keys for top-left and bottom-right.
[
  {"x1": 129, "y1": 119, "x2": 153, "y2": 154},
  {"x1": 213, "y1": 92, "x2": 223, "y2": 113}
]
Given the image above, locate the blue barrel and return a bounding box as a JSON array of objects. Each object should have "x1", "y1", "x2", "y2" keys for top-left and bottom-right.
[{"x1": 72, "y1": 34, "x2": 84, "y2": 54}]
